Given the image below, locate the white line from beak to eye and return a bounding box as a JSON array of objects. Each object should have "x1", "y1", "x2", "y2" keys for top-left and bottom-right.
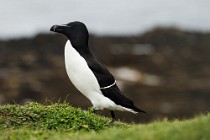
[{"x1": 61, "y1": 24, "x2": 70, "y2": 27}]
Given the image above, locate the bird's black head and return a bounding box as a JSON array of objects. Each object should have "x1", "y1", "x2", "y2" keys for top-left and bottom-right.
[{"x1": 50, "y1": 21, "x2": 89, "y2": 47}]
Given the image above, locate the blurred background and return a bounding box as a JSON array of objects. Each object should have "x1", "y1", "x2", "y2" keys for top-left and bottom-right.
[{"x1": 0, "y1": 0, "x2": 210, "y2": 123}]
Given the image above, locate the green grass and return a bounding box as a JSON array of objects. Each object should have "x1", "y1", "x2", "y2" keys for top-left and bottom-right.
[{"x1": 0, "y1": 102, "x2": 210, "y2": 140}]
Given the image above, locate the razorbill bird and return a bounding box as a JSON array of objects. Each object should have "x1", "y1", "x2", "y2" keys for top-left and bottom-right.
[{"x1": 50, "y1": 21, "x2": 146, "y2": 123}]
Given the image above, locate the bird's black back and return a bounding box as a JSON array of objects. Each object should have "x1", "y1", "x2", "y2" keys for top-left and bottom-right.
[{"x1": 83, "y1": 54, "x2": 146, "y2": 113}]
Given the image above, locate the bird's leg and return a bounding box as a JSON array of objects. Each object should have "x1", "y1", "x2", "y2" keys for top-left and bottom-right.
[{"x1": 110, "y1": 111, "x2": 116, "y2": 124}]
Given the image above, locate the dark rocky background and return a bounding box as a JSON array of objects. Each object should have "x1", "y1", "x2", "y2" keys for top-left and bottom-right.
[{"x1": 0, "y1": 28, "x2": 210, "y2": 123}]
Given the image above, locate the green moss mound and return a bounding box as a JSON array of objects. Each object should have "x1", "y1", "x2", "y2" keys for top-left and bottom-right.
[{"x1": 0, "y1": 102, "x2": 113, "y2": 131}]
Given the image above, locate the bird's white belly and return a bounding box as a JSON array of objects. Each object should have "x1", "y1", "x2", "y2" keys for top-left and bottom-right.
[
  {"x1": 64, "y1": 41, "x2": 112, "y2": 109},
  {"x1": 64, "y1": 40, "x2": 101, "y2": 95},
  {"x1": 64, "y1": 40, "x2": 136, "y2": 113}
]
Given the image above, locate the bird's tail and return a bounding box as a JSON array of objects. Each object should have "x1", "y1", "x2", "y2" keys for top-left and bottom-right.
[{"x1": 132, "y1": 106, "x2": 147, "y2": 113}]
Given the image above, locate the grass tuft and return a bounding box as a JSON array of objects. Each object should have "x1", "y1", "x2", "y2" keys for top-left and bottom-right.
[{"x1": 0, "y1": 102, "x2": 120, "y2": 131}]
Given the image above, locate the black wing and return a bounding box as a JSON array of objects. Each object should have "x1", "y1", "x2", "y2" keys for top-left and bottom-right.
[{"x1": 86, "y1": 57, "x2": 146, "y2": 113}]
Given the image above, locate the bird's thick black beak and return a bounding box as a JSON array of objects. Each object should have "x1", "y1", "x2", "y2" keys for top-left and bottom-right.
[
  {"x1": 50, "y1": 25, "x2": 60, "y2": 32},
  {"x1": 50, "y1": 24, "x2": 69, "y2": 34}
]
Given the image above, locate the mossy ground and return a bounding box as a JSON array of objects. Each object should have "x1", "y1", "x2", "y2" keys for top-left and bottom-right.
[{"x1": 0, "y1": 102, "x2": 209, "y2": 140}]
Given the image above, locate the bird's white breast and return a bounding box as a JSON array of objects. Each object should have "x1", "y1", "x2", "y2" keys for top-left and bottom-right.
[
  {"x1": 64, "y1": 40, "x2": 136, "y2": 113},
  {"x1": 64, "y1": 40, "x2": 101, "y2": 95},
  {"x1": 64, "y1": 40, "x2": 110, "y2": 108}
]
